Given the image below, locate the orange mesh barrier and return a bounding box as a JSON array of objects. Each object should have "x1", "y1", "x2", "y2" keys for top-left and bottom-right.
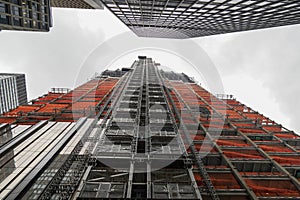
[
  {"x1": 259, "y1": 144, "x2": 293, "y2": 153},
  {"x1": 239, "y1": 128, "x2": 266, "y2": 134},
  {"x1": 243, "y1": 113, "x2": 265, "y2": 120},
  {"x1": 239, "y1": 171, "x2": 285, "y2": 176},
  {"x1": 0, "y1": 118, "x2": 16, "y2": 123},
  {"x1": 263, "y1": 126, "x2": 283, "y2": 132},
  {"x1": 37, "y1": 93, "x2": 61, "y2": 102},
  {"x1": 271, "y1": 155, "x2": 300, "y2": 166},
  {"x1": 37, "y1": 104, "x2": 68, "y2": 113},
  {"x1": 245, "y1": 179, "x2": 300, "y2": 197},
  {"x1": 203, "y1": 123, "x2": 231, "y2": 129},
  {"x1": 71, "y1": 102, "x2": 98, "y2": 110},
  {"x1": 211, "y1": 104, "x2": 228, "y2": 110},
  {"x1": 4, "y1": 105, "x2": 41, "y2": 116},
  {"x1": 32, "y1": 101, "x2": 48, "y2": 105},
  {"x1": 216, "y1": 139, "x2": 250, "y2": 147},
  {"x1": 54, "y1": 99, "x2": 73, "y2": 103},
  {"x1": 186, "y1": 143, "x2": 217, "y2": 153},
  {"x1": 189, "y1": 134, "x2": 205, "y2": 141},
  {"x1": 232, "y1": 122, "x2": 255, "y2": 127},
  {"x1": 194, "y1": 173, "x2": 242, "y2": 189},
  {"x1": 274, "y1": 133, "x2": 300, "y2": 139},
  {"x1": 226, "y1": 99, "x2": 240, "y2": 105},
  {"x1": 223, "y1": 149, "x2": 264, "y2": 159}
]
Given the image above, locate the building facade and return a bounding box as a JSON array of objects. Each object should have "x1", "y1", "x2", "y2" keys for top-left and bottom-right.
[
  {"x1": 0, "y1": 0, "x2": 52, "y2": 31},
  {"x1": 0, "y1": 57, "x2": 300, "y2": 199},
  {"x1": 101, "y1": 0, "x2": 300, "y2": 38},
  {"x1": 0, "y1": 73, "x2": 27, "y2": 114},
  {"x1": 0, "y1": 0, "x2": 102, "y2": 32}
]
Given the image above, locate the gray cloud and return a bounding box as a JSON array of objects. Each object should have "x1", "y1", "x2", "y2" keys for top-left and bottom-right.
[{"x1": 195, "y1": 25, "x2": 300, "y2": 133}]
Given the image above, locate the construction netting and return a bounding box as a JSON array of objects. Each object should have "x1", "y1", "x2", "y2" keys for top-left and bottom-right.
[
  {"x1": 258, "y1": 144, "x2": 293, "y2": 153},
  {"x1": 271, "y1": 155, "x2": 300, "y2": 166},
  {"x1": 194, "y1": 172, "x2": 242, "y2": 189},
  {"x1": 216, "y1": 139, "x2": 250, "y2": 147},
  {"x1": 223, "y1": 149, "x2": 265, "y2": 159},
  {"x1": 0, "y1": 78, "x2": 119, "y2": 125},
  {"x1": 245, "y1": 179, "x2": 300, "y2": 197},
  {"x1": 3, "y1": 105, "x2": 41, "y2": 116}
]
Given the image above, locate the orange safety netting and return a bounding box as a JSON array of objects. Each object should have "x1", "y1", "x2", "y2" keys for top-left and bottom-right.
[
  {"x1": 210, "y1": 104, "x2": 228, "y2": 109},
  {"x1": 239, "y1": 128, "x2": 267, "y2": 134},
  {"x1": 54, "y1": 99, "x2": 73, "y2": 103},
  {"x1": 194, "y1": 173, "x2": 242, "y2": 189},
  {"x1": 37, "y1": 104, "x2": 69, "y2": 113},
  {"x1": 203, "y1": 123, "x2": 231, "y2": 129},
  {"x1": 189, "y1": 134, "x2": 205, "y2": 141},
  {"x1": 239, "y1": 171, "x2": 285, "y2": 176},
  {"x1": 243, "y1": 113, "x2": 265, "y2": 121},
  {"x1": 226, "y1": 99, "x2": 240, "y2": 105},
  {"x1": 245, "y1": 179, "x2": 300, "y2": 197},
  {"x1": 232, "y1": 122, "x2": 255, "y2": 127},
  {"x1": 263, "y1": 125, "x2": 283, "y2": 132},
  {"x1": 223, "y1": 149, "x2": 265, "y2": 159},
  {"x1": 186, "y1": 143, "x2": 217, "y2": 153},
  {"x1": 259, "y1": 144, "x2": 293, "y2": 153},
  {"x1": 36, "y1": 93, "x2": 62, "y2": 102},
  {"x1": 216, "y1": 139, "x2": 250, "y2": 147},
  {"x1": 271, "y1": 155, "x2": 300, "y2": 166},
  {"x1": 70, "y1": 102, "x2": 98, "y2": 110},
  {"x1": 4, "y1": 105, "x2": 41, "y2": 116},
  {"x1": 274, "y1": 133, "x2": 300, "y2": 139},
  {"x1": 0, "y1": 117, "x2": 16, "y2": 123}
]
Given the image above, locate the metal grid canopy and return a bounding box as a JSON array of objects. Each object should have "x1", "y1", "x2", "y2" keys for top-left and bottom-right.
[
  {"x1": 51, "y1": 0, "x2": 94, "y2": 9},
  {"x1": 101, "y1": 0, "x2": 300, "y2": 38},
  {"x1": 50, "y1": 0, "x2": 103, "y2": 9}
]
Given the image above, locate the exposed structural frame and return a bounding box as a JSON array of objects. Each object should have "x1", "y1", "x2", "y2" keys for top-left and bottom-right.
[{"x1": 100, "y1": 0, "x2": 300, "y2": 38}]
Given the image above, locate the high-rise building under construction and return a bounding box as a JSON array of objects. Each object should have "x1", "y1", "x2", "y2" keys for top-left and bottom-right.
[{"x1": 0, "y1": 57, "x2": 300, "y2": 200}]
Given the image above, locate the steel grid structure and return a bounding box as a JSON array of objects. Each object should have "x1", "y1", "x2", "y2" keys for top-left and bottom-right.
[
  {"x1": 50, "y1": 0, "x2": 103, "y2": 9},
  {"x1": 101, "y1": 0, "x2": 300, "y2": 38},
  {"x1": 1, "y1": 57, "x2": 300, "y2": 199}
]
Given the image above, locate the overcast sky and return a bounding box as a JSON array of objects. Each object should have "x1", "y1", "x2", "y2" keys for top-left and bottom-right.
[{"x1": 0, "y1": 8, "x2": 299, "y2": 133}]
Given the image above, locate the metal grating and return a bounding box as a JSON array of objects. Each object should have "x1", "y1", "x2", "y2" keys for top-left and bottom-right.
[
  {"x1": 50, "y1": 0, "x2": 94, "y2": 9},
  {"x1": 101, "y1": 0, "x2": 300, "y2": 38}
]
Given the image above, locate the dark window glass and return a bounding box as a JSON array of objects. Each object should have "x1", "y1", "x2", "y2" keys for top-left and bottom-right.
[
  {"x1": 0, "y1": 3, "x2": 6, "y2": 13},
  {"x1": 11, "y1": 0, "x2": 19, "y2": 5},
  {"x1": 12, "y1": 6, "x2": 20, "y2": 16},
  {"x1": 13, "y1": 17, "x2": 21, "y2": 26},
  {"x1": 0, "y1": 14, "x2": 8, "y2": 24}
]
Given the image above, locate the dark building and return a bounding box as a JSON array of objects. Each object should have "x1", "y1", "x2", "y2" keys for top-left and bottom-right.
[
  {"x1": 1, "y1": 57, "x2": 300, "y2": 199},
  {"x1": 0, "y1": 73, "x2": 27, "y2": 114},
  {"x1": 0, "y1": 0, "x2": 52, "y2": 31},
  {"x1": 0, "y1": 0, "x2": 103, "y2": 32},
  {"x1": 101, "y1": 0, "x2": 300, "y2": 38}
]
